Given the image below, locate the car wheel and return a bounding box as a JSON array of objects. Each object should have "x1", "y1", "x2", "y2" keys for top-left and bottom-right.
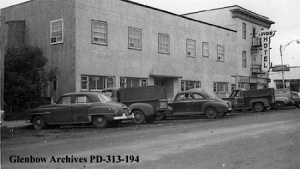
[
  {"x1": 205, "y1": 107, "x2": 217, "y2": 119},
  {"x1": 253, "y1": 103, "x2": 264, "y2": 112},
  {"x1": 92, "y1": 116, "x2": 107, "y2": 128},
  {"x1": 156, "y1": 112, "x2": 166, "y2": 121},
  {"x1": 132, "y1": 110, "x2": 145, "y2": 124},
  {"x1": 32, "y1": 116, "x2": 46, "y2": 129},
  {"x1": 274, "y1": 101, "x2": 285, "y2": 110}
]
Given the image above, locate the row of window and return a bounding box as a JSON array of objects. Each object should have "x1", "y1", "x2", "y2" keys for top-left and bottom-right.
[
  {"x1": 50, "y1": 19, "x2": 226, "y2": 62},
  {"x1": 81, "y1": 75, "x2": 230, "y2": 94}
]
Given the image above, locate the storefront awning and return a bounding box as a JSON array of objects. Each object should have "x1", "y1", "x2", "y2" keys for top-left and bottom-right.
[{"x1": 149, "y1": 74, "x2": 182, "y2": 79}]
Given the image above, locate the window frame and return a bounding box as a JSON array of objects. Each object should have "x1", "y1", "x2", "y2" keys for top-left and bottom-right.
[
  {"x1": 50, "y1": 19, "x2": 63, "y2": 45},
  {"x1": 186, "y1": 39, "x2": 196, "y2": 58},
  {"x1": 91, "y1": 20, "x2": 108, "y2": 45},
  {"x1": 128, "y1": 27, "x2": 142, "y2": 50},
  {"x1": 242, "y1": 51, "x2": 247, "y2": 68},
  {"x1": 81, "y1": 75, "x2": 115, "y2": 91},
  {"x1": 213, "y1": 82, "x2": 229, "y2": 94},
  {"x1": 158, "y1": 33, "x2": 170, "y2": 54},
  {"x1": 181, "y1": 80, "x2": 201, "y2": 91},
  {"x1": 120, "y1": 77, "x2": 148, "y2": 88},
  {"x1": 202, "y1": 42, "x2": 209, "y2": 58},
  {"x1": 242, "y1": 23, "x2": 246, "y2": 39},
  {"x1": 217, "y1": 45, "x2": 225, "y2": 62}
]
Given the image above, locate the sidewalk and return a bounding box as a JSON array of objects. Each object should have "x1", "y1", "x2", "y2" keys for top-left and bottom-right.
[{"x1": 0, "y1": 120, "x2": 32, "y2": 129}]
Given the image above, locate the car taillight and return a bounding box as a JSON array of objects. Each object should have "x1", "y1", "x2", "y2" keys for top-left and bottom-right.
[{"x1": 158, "y1": 100, "x2": 168, "y2": 109}]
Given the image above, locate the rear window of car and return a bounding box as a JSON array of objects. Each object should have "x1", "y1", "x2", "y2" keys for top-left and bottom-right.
[
  {"x1": 98, "y1": 94, "x2": 111, "y2": 103},
  {"x1": 75, "y1": 96, "x2": 90, "y2": 103}
]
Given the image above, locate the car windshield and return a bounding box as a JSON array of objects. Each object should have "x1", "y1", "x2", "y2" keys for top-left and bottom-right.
[{"x1": 98, "y1": 94, "x2": 112, "y2": 102}]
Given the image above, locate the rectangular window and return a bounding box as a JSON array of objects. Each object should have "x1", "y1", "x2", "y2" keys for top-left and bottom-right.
[
  {"x1": 213, "y1": 82, "x2": 229, "y2": 94},
  {"x1": 217, "y1": 45, "x2": 225, "y2": 62},
  {"x1": 242, "y1": 23, "x2": 246, "y2": 39},
  {"x1": 128, "y1": 27, "x2": 142, "y2": 50},
  {"x1": 186, "y1": 39, "x2": 196, "y2": 57},
  {"x1": 158, "y1": 33, "x2": 170, "y2": 54},
  {"x1": 181, "y1": 80, "x2": 201, "y2": 91},
  {"x1": 92, "y1": 20, "x2": 108, "y2": 45},
  {"x1": 202, "y1": 42, "x2": 209, "y2": 57},
  {"x1": 242, "y1": 51, "x2": 247, "y2": 68},
  {"x1": 120, "y1": 77, "x2": 148, "y2": 88},
  {"x1": 81, "y1": 75, "x2": 115, "y2": 91},
  {"x1": 50, "y1": 19, "x2": 63, "y2": 44}
]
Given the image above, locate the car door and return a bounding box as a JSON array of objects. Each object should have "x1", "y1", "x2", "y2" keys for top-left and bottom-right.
[
  {"x1": 171, "y1": 93, "x2": 194, "y2": 115},
  {"x1": 234, "y1": 91, "x2": 244, "y2": 109},
  {"x1": 71, "y1": 95, "x2": 91, "y2": 123},
  {"x1": 50, "y1": 96, "x2": 72, "y2": 124},
  {"x1": 192, "y1": 93, "x2": 207, "y2": 114}
]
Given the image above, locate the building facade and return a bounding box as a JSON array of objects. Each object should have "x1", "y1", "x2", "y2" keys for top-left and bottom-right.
[
  {"x1": 0, "y1": 0, "x2": 275, "y2": 103},
  {"x1": 183, "y1": 6, "x2": 275, "y2": 91}
]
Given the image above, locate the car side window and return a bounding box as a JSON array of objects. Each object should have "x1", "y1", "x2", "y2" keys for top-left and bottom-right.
[
  {"x1": 75, "y1": 96, "x2": 90, "y2": 103},
  {"x1": 193, "y1": 93, "x2": 204, "y2": 99},
  {"x1": 176, "y1": 93, "x2": 192, "y2": 101},
  {"x1": 58, "y1": 96, "x2": 72, "y2": 105},
  {"x1": 292, "y1": 93, "x2": 299, "y2": 98}
]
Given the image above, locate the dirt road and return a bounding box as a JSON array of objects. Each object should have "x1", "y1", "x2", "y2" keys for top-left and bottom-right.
[{"x1": 1, "y1": 108, "x2": 300, "y2": 169}]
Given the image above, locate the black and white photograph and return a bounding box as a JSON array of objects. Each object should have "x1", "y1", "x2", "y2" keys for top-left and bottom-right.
[{"x1": 0, "y1": 0, "x2": 300, "y2": 168}]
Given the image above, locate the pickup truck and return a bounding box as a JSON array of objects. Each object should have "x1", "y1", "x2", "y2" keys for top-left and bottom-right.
[
  {"x1": 101, "y1": 86, "x2": 167, "y2": 124},
  {"x1": 222, "y1": 88, "x2": 275, "y2": 112}
]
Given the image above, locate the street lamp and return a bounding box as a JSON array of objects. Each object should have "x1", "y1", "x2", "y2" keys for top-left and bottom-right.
[{"x1": 279, "y1": 39, "x2": 300, "y2": 90}]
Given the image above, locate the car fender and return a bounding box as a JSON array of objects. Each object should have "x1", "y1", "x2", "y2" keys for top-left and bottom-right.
[
  {"x1": 88, "y1": 106, "x2": 116, "y2": 121},
  {"x1": 29, "y1": 111, "x2": 51, "y2": 123},
  {"x1": 202, "y1": 101, "x2": 228, "y2": 114},
  {"x1": 250, "y1": 99, "x2": 270, "y2": 108},
  {"x1": 129, "y1": 103, "x2": 155, "y2": 117},
  {"x1": 275, "y1": 97, "x2": 291, "y2": 105}
]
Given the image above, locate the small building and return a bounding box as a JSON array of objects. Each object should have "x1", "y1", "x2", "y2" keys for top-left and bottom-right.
[
  {"x1": 0, "y1": 0, "x2": 275, "y2": 103},
  {"x1": 269, "y1": 68, "x2": 300, "y2": 92}
]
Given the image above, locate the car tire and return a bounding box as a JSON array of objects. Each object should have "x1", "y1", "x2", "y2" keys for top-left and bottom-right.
[
  {"x1": 156, "y1": 112, "x2": 166, "y2": 121},
  {"x1": 92, "y1": 116, "x2": 107, "y2": 128},
  {"x1": 132, "y1": 110, "x2": 145, "y2": 124},
  {"x1": 274, "y1": 101, "x2": 285, "y2": 110},
  {"x1": 32, "y1": 116, "x2": 46, "y2": 130},
  {"x1": 205, "y1": 107, "x2": 217, "y2": 119},
  {"x1": 253, "y1": 103, "x2": 264, "y2": 112}
]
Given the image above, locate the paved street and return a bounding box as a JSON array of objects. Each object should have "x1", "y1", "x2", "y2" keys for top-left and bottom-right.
[{"x1": 1, "y1": 108, "x2": 300, "y2": 169}]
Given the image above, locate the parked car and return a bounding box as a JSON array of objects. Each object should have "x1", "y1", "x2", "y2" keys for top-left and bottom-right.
[
  {"x1": 27, "y1": 92, "x2": 134, "y2": 129},
  {"x1": 272, "y1": 89, "x2": 294, "y2": 110},
  {"x1": 291, "y1": 91, "x2": 300, "y2": 108},
  {"x1": 101, "y1": 86, "x2": 167, "y2": 124},
  {"x1": 156, "y1": 89, "x2": 232, "y2": 120},
  {"x1": 222, "y1": 88, "x2": 275, "y2": 112}
]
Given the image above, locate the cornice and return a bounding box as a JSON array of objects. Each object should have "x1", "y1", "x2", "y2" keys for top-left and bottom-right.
[{"x1": 230, "y1": 8, "x2": 275, "y2": 28}]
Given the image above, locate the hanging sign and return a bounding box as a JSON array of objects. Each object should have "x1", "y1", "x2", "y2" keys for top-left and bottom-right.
[{"x1": 258, "y1": 29, "x2": 275, "y2": 72}]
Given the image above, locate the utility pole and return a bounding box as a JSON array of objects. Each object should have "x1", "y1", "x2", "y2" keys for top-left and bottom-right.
[{"x1": 279, "y1": 39, "x2": 300, "y2": 90}]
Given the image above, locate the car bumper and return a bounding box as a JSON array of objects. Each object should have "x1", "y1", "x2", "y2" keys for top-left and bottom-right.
[{"x1": 113, "y1": 113, "x2": 135, "y2": 120}]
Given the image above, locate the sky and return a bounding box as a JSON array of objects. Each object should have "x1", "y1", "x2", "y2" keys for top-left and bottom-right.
[{"x1": 1, "y1": 0, "x2": 300, "y2": 67}]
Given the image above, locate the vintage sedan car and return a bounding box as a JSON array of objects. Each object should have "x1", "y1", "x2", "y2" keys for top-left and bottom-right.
[
  {"x1": 28, "y1": 92, "x2": 134, "y2": 129},
  {"x1": 291, "y1": 91, "x2": 300, "y2": 108},
  {"x1": 156, "y1": 89, "x2": 232, "y2": 120}
]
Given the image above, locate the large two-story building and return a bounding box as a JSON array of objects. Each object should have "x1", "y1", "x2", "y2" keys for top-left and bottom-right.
[{"x1": 0, "y1": 0, "x2": 275, "y2": 104}]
